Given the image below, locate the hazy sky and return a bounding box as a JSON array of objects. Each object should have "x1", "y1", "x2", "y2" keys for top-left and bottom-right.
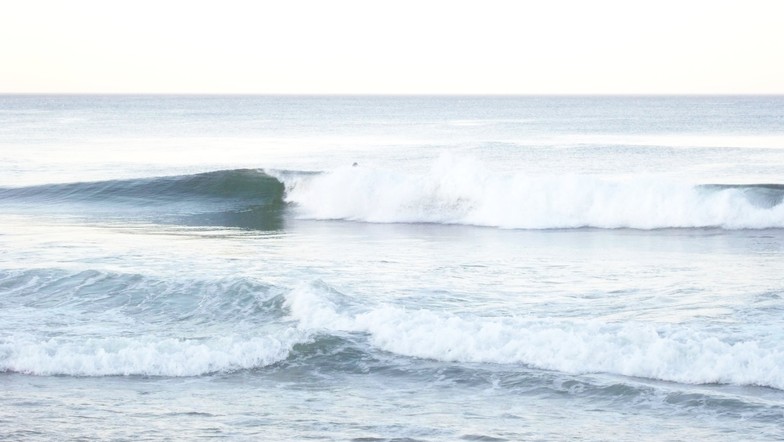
[{"x1": 2, "y1": 0, "x2": 783, "y2": 94}]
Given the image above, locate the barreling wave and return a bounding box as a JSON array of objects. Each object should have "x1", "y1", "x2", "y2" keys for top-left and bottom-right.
[
  {"x1": 0, "y1": 169, "x2": 288, "y2": 229},
  {"x1": 285, "y1": 282, "x2": 784, "y2": 390},
  {"x1": 280, "y1": 158, "x2": 784, "y2": 230},
  {"x1": 0, "y1": 169, "x2": 284, "y2": 206}
]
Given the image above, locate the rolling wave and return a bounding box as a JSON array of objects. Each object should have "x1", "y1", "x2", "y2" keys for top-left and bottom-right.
[
  {"x1": 0, "y1": 169, "x2": 284, "y2": 205},
  {"x1": 0, "y1": 269, "x2": 305, "y2": 376},
  {"x1": 0, "y1": 169, "x2": 287, "y2": 229},
  {"x1": 2, "y1": 165, "x2": 783, "y2": 230},
  {"x1": 3, "y1": 269, "x2": 783, "y2": 389},
  {"x1": 0, "y1": 334, "x2": 303, "y2": 377},
  {"x1": 285, "y1": 282, "x2": 784, "y2": 390}
]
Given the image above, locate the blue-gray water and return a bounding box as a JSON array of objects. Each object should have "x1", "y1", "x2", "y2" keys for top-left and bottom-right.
[{"x1": 1, "y1": 95, "x2": 783, "y2": 441}]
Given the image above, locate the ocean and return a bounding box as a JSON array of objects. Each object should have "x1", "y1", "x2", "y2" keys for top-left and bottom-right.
[{"x1": 0, "y1": 95, "x2": 783, "y2": 441}]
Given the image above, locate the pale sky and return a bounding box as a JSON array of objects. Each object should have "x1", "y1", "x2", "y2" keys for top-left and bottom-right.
[{"x1": 1, "y1": 0, "x2": 783, "y2": 94}]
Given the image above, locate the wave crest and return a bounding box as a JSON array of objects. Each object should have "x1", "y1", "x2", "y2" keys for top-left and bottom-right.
[{"x1": 281, "y1": 158, "x2": 784, "y2": 230}]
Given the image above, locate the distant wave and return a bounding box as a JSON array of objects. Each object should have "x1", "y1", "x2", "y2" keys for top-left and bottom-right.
[
  {"x1": 280, "y1": 159, "x2": 784, "y2": 230},
  {"x1": 286, "y1": 282, "x2": 784, "y2": 390}
]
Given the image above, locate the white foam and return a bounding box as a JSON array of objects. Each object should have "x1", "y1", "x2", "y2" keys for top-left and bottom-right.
[
  {"x1": 281, "y1": 155, "x2": 784, "y2": 230},
  {"x1": 285, "y1": 283, "x2": 784, "y2": 389},
  {"x1": 0, "y1": 330, "x2": 307, "y2": 376}
]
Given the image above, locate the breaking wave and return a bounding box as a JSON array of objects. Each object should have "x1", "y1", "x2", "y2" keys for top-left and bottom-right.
[
  {"x1": 285, "y1": 282, "x2": 784, "y2": 390},
  {"x1": 281, "y1": 158, "x2": 784, "y2": 229},
  {"x1": 0, "y1": 333, "x2": 304, "y2": 377},
  {"x1": 0, "y1": 269, "x2": 308, "y2": 377},
  {"x1": 2, "y1": 163, "x2": 782, "y2": 230}
]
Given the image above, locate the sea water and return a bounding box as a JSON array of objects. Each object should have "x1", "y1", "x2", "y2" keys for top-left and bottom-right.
[{"x1": 0, "y1": 95, "x2": 783, "y2": 441}]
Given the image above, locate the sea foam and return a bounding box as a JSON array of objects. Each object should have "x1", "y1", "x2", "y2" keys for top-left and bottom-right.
[
  {"x1": 280, "y1": 156, "x2": 784, "y2": 229},
  {"x1": 0, "y1": 332, "x2": 306, "y2": 376},
  {"x1": 285, "y1": 282, "x2": 784, "y2": 390}
]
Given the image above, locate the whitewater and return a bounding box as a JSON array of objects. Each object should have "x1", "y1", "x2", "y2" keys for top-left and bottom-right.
[
  {"x1": 1, "y1": 95, "x2": 783, "y2": 441},
  {"x1": 279, "y1": 160, "x2": 784, "y2": 229}
]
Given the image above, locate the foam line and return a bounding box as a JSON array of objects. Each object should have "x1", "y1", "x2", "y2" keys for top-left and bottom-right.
[
  {"x1": 0, "y1": 332, "x2": 306, "y2": 376},
  {"x1": 285, "y1": 283, "x2": 784, "y2": 389}
]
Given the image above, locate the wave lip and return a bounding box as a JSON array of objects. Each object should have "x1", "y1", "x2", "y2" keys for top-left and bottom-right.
[
  {"x1": 281, "y1": 158, "x2": 784, "y2": 230},
  {"x1": 285, "y1": 282, "x2": 784, "y2": 390}
]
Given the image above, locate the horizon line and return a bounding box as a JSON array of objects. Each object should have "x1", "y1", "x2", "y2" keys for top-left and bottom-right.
[{"x1": 2, "y1": 92, "x2": 784, "y2": 97}]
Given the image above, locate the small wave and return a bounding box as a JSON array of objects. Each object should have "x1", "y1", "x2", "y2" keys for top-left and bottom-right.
[
  {"x1": 285, "y1": 282, "x2": 784, "y2": 390},
  {"x1": 0, "y1": 332, "x2": 306, "y2": 376},
  {"x1": 0, "y1": 269, "x2": 310, "y2": 377},
  {"x1": 281, "y1": 157, "x2": 784, "y2": 230},
  {"x1": 0, "y1": 268, "x2": 288, "y2": 326}
]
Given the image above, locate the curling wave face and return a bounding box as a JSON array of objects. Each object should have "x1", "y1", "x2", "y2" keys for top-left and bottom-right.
[
  {"x1": 0, "y1": 169, "x2": 287, "y2": 230},
  {"x1": 0, "y1": 169, "x2": 283, "y2": 205}
]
